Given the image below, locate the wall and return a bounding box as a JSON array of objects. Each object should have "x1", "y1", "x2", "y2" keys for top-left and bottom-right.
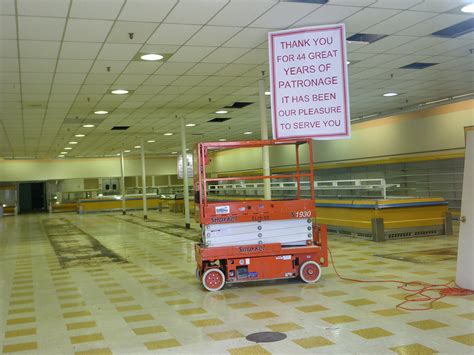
[
  {"x1": 0, "y1": 156, "x2": 177, "y2": 182},
  {"x1": 211, "y1": 100, "x2": 474, "y2": 173}
]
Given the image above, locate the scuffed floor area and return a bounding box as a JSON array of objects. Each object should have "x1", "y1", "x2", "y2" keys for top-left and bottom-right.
[{"x1": 0, "y1": 212, "x2": 472, "y2": 354}]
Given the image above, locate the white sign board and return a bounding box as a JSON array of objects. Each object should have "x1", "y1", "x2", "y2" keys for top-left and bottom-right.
[
  {"x1": 177, "y1": 153, "x2": 193, "y2": 179},
  {"x1": 268, "y1": 24, "x2": 350, "y2": 140}
]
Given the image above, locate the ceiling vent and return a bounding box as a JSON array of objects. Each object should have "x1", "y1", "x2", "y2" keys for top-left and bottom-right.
[
  {"x1": 432, "y1": 18, "x2": 474, "y2": 38},
  {"x1": 208, "y1": 117, "x2": 231, "y2": 123},
  {"x1": 224, "y1": 102, "x2": 253, "y2": 109},
  {"x1": 111, "y1": 126, "x2": 130, "y2": 130},
  {"x1": 346, "y1": 33, "x2": 387, "y2": 44},
  {"x1": 400, "y1": 62, "x2": 438, "y2": 69}
]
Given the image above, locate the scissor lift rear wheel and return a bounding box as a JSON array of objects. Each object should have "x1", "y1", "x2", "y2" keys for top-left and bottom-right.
[
  {"x1": 202, "y1": 268, "x2": 225, "y2": 291},
  {"x1": 299, "y1": 261, "x2": 322, "y2": 283}
]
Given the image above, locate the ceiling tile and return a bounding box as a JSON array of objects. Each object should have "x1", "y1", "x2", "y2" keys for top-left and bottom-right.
[
  {"x1": 54, "y1": 73, "x2": 87, "y2": 84},
  {"x1": 187, "y1": 26, "x2": 241, "y2": 46},
  {"x1": 168, "y1": 46, "x2": 216, "y2": 63},
  {"x1": 209, "y1": 0, "x2": 276, "y2": 27},
  {"x1": 222, "y1": 28, "x2": 270, "y2": 48},
  {"x1": 64, "y1": 19, "x2": 114, "y2": 43},
  {"x1": 354, "y1": 35, "x2": 416, "y2": 53},
  {"x1": 17, "y1": 0, "x2": 70, "y2": 17},
  {"x1": 185, "y1": 63, "x2": 227, "y2": 76},
  {"x1": 108, "y1": 21, "x2": 157, "y2": 44},
  {"x1": 0, "y1": 0, "x2": 15, "y2": 15},
  {"x1": 18, "y1": 16, "x2": 66, "y2": 41},
  {"x1": 56, "y1": 59, "x2": 94, "y2": 73},
  {"x1": 409, "y1": 0, "x2": 468, "y2": 12},
  {"x1": 251, "y1": 2, "x2": 321, "y2": 28},
  {"x1": 0, "y1": 16, "x2": 17, "y2": 39},
  {"x1": 397, "y1": 14, "x2": 470, "y2": 36},
  {"x1": 60, "y1": 42, "x2": 102, "y2": 59},
  {"x1": 19, "y1": 40, "x2": 61, "y2": 59},
  {"x1": 147, "y1": 23, "x2": 201, "y2": 45},
  {"x1": 155, "y1": 62, "x2": 195, "y2": 75},
  {"x1": 90, "y1": 60, "x2": 129, "y2": 73},
  {"x1": 293, "y1": 4, "x2": 361, "y2": 27},
  {"x1": 344, "y1": 7, "x2": 401, "y2": 33},
  {"x1": 21, "y1": 72, "x2": 53, "y2": 84},
  {"x1": 123, "y1": 61, "x2": 161, "y2": 74},
  {"x1": 364, "y1": 10, "x2": 436, "y2": 35},
  {"x1": 97, "y1": 43, "x2": 142, "y2": 60},
  {"x1": 118, "y1": 0, "x2": 177, "y2": 22},
  {"x1": 70, "y1": 0, "x2": 125, "y2": 20},
  {"x1": 164, "y1": 0, "x2": 227, "y2": 25},
  {"x1": 370, "y1": 0, "x2": 423, "y2": 9},
  {"x1": 0, "y1": 39, "x2": 17, "y2": 57},
  {"x1": 20, "y1": 58, "x2": 57, "y2": 72},
  {"x1": 387, "y1": 37, "x2": 448, "y2": 54},
  {"x1": 233, "y1": 48, "x2": 267, "y2": 64},
  {"x1": 201, "y1": 47, "x2": 250, "y2": 64}
]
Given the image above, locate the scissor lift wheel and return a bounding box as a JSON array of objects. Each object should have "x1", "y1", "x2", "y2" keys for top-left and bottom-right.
[
  {"x1": 299, "y1": 261, "x2": 322, "y2": 283},
  {"x1": 202, "y1": 268, "x2": 225, "y2": 291}
]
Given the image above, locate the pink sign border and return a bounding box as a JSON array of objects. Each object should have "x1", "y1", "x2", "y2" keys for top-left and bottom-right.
[{"x1": 269, "y1": 25, "x2": 350, "y2": 140}]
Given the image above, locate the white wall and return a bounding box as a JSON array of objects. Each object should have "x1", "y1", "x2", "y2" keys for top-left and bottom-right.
[{"x1": 0, "y1": 156, "x2": 177, "y2": 182}]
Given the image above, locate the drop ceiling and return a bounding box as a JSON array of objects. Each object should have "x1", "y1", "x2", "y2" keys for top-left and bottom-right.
[{"x1": 0, "y1": 0, "x2": 473, "y2": 159}]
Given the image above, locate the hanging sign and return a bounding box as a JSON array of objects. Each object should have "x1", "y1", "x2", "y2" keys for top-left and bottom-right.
[
  {"x1": 268, "y1": 24, "x2": 350, "y2": 140},
  {"x1": 177, "y1": 153, "x2": 193, "y2": 179}
]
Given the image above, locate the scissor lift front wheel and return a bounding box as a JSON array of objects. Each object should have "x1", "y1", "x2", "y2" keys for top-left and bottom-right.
[
  {"x1": 202, "y1": 268, "x2": 226, "y2": 291},
  {"x1": 299, "y1": 261, "x2": 322, "y2": 283}
]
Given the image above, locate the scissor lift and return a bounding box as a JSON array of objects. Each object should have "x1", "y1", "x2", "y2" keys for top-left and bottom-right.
[{"x1": 194, "y1": 139, "x2": 328, "y2": 291}]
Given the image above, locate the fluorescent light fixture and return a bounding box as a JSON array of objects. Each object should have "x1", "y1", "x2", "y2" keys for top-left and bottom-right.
[
  {"x1": 264, "y1": 91, "x2": 271, "y2": 96},
  {"x1": 94, "y1": 110, "x2": 108, "y2": 115},
  {"x1": 111, "y1": 89, "x2": 128, "y2": 95},
  {"x1": 383, "y1": 92, "x2": 398, "y2": 97},
  {"x1": 163, "y1": 132, "x2": 173, "y2": 136},
  {"x1": 134, "y1": 145, "x2": 141, "y2": 149},
  {"x1": 185, "y1": 123, "x2": 196, "y2": 127},
  {"x1": 215, "y1": 110, "x2": 228, "y2": 114},
  {"x1": 124, "y1": 150, "x2": 131, "y2": 153},
  {"x1": 64, "y1": 147, "x2": 72, "y2": 150},
  {"x1": 218, "y1": 138, "x2": 226, "y2": 141},
  {"x1": 140, "y1": 53, "x2": 164, "y2": 61},
  {"x1": 243, "y1": 131, "x2": 252, "y2": 135},
  {"x1": 83, "y1": 124, "x2": 95, "y2": 128},
  {"x1": 69, "y1": 141, "x2": 78, "y2": 144},
  {"x1": 147, "y1": 140, "x2": 156, "y2": 143},
  {"x1": 461, "y1": 4, "x2": 474, "y2": 13},
  {"x1": 75, "y1": 134, "x2": 85, "y2": 137}
]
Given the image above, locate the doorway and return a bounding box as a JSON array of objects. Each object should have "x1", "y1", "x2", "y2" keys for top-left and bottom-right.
[{"x1": 19, "y1": 182, "x2": 46, "y2": 213}]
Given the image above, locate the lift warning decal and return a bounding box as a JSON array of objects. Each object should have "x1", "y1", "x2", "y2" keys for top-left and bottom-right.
[
  {"x1": 215, "y1": 205, "x2": 230, "y2": 214},
  {"x1": 268, "y1": 24, "x2": 351, "y2": 140}
]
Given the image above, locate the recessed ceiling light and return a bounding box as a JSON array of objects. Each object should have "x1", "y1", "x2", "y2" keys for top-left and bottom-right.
[
  {"x1": 147, "y1": 140, "x2": 156, "y2": 143},
  {"x1": 140, "y1": 53, "x2": 164, "y2": 61},
  {"x1": 185, "y1": 123, "x2": 196, "y2": 127},
  {"x1": 58, "y1": 155, "x2": 65, "y2": 158},
  {"x1": 60, "y1": 151, "x2": 67, "y2": 154},
  {"x1": 64, "y1": 147, "x2": 72, "y2": 150},
  {"x1": 461, "y1": 4, "x2": 474, "y2": 13},
  {"x1": 69, "y1": 141, "x2": 78, "y2": 144},
  {"x1": 134, "y1": 145, "x2": 141, "y2": 149},
  {"x1": 163, "y1": 132, "x2": 173, "y2": 136},
  {"x1": 218, "y1": 138, "x2": 227, "y2": 142},
  {"x1": 124, "y1": 150, "x2": 131, "y2": 153},
  {"x1": 94, "y1": 110, "x2": 108, "y2": 115},
  {"x1": 264, "y1": 91, "x2": 271, "y2": 96},
  {"x1": 215, "y1": 110, "x2": 228, "y2": 114},
  {"x1": 116, "y1": 153, "x2": 121, "y2": 156},
  {"x1": 383, "y1": 92, "x2": 398, "y2": 97},
  {"x1": 111, "y1": 89, "x2": 128, "y2": 95},
  {"x1": 346, "y1": 61, "x2": 351, "y2": 65},
  {"x1": 243, "y1": 131, "x2": 252, "y2": 135},
  {"x1": 75, "y1": 134, "x2": 85, "y2": 137},
  {"x1": 83, "y1": 124, "x2": 95, "y2": 128},
  {"x1": 171, "y1": 151, "x2": 178, "y2": 154}
]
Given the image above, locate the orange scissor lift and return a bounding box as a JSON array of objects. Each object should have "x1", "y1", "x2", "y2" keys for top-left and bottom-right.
[{"x1": 194, "y1": 139, "x2": 328, "y2": 291}]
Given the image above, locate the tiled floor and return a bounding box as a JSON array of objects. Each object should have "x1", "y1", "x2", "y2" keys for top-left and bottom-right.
[{"x1": 0, "y1": 211, "x2": 473, "y2": 354}]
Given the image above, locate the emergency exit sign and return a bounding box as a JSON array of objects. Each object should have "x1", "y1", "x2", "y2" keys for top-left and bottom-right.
[{"x1": 268, "y1": 24, "x2": 350, "y2": 140}]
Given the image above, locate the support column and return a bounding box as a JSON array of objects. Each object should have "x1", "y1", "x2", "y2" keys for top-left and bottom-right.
[
  {"x1": 141, "y1": 140, "x2": 148, "y2": 220},
  {"x1": 259, "y1": 75, "x2": 271, "y2": 200},
  {"x1": 120, "y1": 152, "x2": 126, "y2": 215},
  {"x1": 180, "y1": 116, "x2": 191, "y2": 229}
]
